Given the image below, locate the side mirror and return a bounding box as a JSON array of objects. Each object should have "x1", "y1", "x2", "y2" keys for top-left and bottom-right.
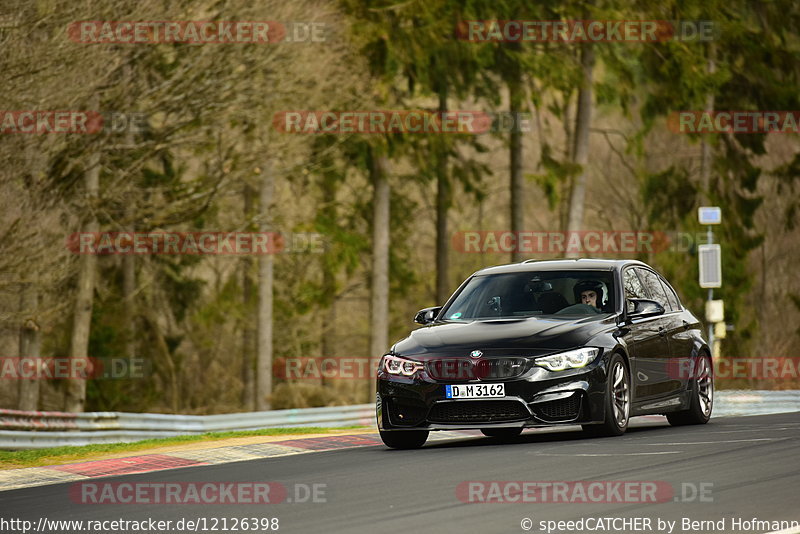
[
  {"x1": 414, "y1": 306, "x2": 442, "y2": 325},
  {"x1": 627, "y1": 298, "x2": 665, "y2": 319}
]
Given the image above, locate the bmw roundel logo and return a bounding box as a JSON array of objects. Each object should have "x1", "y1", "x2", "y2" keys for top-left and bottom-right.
[{"x1": 470, "y1": 350, "x2": 483, "y2": 359}]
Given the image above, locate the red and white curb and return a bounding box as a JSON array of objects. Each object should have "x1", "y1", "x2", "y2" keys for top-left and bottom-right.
[{"x1": 0, "y1": 431, "x2": 479, "y2": 493}]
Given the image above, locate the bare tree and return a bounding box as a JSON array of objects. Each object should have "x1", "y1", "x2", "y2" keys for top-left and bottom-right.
[
  {"x1": 509, "y1": 69, "x2": 526, "y2": 263},
  {"x1": 64, "y1": 145, "x2": 100, "y2": 412},
  {"x1": 565, "y1": 44, "x2": 595, "y2": 258},
  {"x1": 257, "y1": 163, "x2": 274, "y2": 411},
  {"x1": 369, "y1": 153, "x2": 390, "y2": 402},
  {"x1": 435, "y1": 91, "x2": 452, "y2": 302},
  {"x1": 17, "y1": 284, "x2": 41, "y2": 411},
  {"x1": 241, "y1": 185, "x2": 256, "y2": 410}
]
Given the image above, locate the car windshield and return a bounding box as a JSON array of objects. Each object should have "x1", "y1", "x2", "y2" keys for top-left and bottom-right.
[{"x1": 440, "y1": 270, "x2": 616, "y2": 321}]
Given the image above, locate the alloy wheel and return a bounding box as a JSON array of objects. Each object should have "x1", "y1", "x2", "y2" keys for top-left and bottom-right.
[
  {"x1": 696, "y1": 356, "x2": 714, "y2": 417},
  {"x1": 612, "y1": 361, "x2": 630, "y2": 428}
]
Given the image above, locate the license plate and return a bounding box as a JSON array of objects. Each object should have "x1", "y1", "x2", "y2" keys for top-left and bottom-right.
[{"x1": 445, "y1": 383, "x2": 505, "y2": 399}]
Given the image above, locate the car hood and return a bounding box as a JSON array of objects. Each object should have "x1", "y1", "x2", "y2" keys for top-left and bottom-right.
[{"x1": 392, "y1": 315, "x2": 617, "y2": 357}]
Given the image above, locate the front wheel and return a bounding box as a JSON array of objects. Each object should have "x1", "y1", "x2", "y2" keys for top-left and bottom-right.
[
  {"x1": 667, "y1": 353, "x2": 713, "y2": 426},
  {"x1": 585, "y1": 353, "x2": 630, "y2": 437},
  {"x1": 379, "y1": 430, "x2": 429, "y2": 449}
]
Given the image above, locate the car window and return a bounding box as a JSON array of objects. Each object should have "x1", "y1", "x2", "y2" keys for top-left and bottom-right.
[
  {"x1": 659, "y1": 277, "x2": 680, "y2": 311},
  {"x1": 440, "y1": 270, "x2": 615, "y2": 320},
  {"x1": 637, "y1": 268, "x2": 669, "y2": 309},
  {"x1": 623, "y1": 268, "x2": 647, "y2": 300},
  {"x1": 623, "y1": 268, "x2": 647, "y2": 314}
]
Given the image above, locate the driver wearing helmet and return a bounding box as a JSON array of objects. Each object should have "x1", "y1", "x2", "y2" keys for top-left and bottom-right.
[{"x1": 573, "y1": 280, "x2": 605, "y2": 312}]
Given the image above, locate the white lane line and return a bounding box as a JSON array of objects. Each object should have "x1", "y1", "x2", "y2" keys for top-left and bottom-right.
[
  {"x1": 643, "y1": 438, "x2": 781, "y2": 445},
  {"x1": 536, "y1": 452, "x2": 682, "y2": 456},
  {"x1": 703, "y1": 432, "x2": 797, "y2": 435},
  {"x1": 0, "y1": 467, "x2": 88, "y2": 492}
]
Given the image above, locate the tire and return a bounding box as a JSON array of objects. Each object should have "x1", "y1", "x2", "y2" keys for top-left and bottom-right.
[
  {"x1": 667, "y1": 352, "x2": 713, "y2": 426},
  {"x1": 480, "y1": 428, "x2": 523, "y2": 439},
  {"x1": 585, "y1": 353, "x2": 630, "y2": 437},
  {"x1": 379, "y1": 430, "x2": 429, "y2": 449}
]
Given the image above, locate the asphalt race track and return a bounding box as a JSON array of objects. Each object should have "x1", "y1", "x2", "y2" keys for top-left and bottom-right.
[{"x1": 3, "y1": 413, "x2": 800, "y2": 534}]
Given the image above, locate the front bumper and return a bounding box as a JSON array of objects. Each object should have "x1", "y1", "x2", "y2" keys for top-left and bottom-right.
[{"x1": 377, "y1": 353, "x2": 610, "y2": 431}]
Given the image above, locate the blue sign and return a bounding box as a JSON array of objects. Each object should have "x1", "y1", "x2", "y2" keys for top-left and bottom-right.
[{"x1": 698, "y1": 206, "x2": 722, "y2": 225}]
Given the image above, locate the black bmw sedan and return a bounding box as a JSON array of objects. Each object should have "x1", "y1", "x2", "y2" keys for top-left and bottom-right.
[{"x1": 376, "y1": 259, "x2": 713, "y2": 449}]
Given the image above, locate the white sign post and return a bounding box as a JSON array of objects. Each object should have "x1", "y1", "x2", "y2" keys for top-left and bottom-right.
[
  {"x1": 698, "y1": 207, "x2": 722, "y2": 358},
  {"x1": 698, "y1": 244, "x2": 722, "y2": 288}
]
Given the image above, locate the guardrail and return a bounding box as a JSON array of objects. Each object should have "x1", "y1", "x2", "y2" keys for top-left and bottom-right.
[
  {"x1": 0, "y1": 404, "x2": 375, "y2": 450},
  {"x1": 1, "y1": 390, "x2": 798, "y2": 450}
]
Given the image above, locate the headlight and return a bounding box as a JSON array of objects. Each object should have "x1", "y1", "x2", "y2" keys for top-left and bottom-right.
[
  {"x1": 382, "y1": 355, "x2": 424, "y2": 377},
  {"x1": 535, "y1": 348, "x2": 601, "y2": 372}
]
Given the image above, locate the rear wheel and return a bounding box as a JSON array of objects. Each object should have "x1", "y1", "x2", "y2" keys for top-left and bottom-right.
[
  {"x1": 667, "y1": 353, "x2": 713, "y2": 426},
  {"x1": 480, "y1": 428, "x2": 523, "y2": 439},
  {"x1": 584, "y1": 353, "x2": 630, "y2": 437},
  {"x1": 379, "y1": 430, "x2": 429, "y2": 449}
]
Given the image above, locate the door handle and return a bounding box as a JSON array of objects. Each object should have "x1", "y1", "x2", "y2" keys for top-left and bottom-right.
[{"x1": 658, "y1": 326, "x2": 667, "y2": 337}]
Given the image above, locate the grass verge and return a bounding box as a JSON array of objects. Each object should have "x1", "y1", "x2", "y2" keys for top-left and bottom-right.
[{"x1": 0, "y1": 425, "x2": 369, "y2": 470}]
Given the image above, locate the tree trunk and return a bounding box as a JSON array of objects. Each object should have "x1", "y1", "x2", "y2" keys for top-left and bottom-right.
[
  {"x1": 700, "y1": 43, "x2": 716, "y2": 204},
  {"x1": 122, "y1": 119, "x2": 136, "y2": 363},
  {"x1": 565, "y1": 44, "x2": 594, "y2": 258},
  {"x1": 509, "y1": 76, "x2": 525, "y2": 263},
  {"x1": 122, "y1": 213, "x2": 136, "y2": 362},
  {"x1": 321, "y1": 267, "x2": 336, "y2": 388},
  {"x1": 369, "y1": 152, "x2": 390, "y2": 403},
  {"x1": 241, "y1": 184, "x2": 256, "y2": 410},
  {"x1": 64, "y1": 147, "x2": 100, "y2": 412},
  {"x1": 143, "y1": 307, "x2": 180, "y2": 412},
  {"x1": 321, "y1": 264, "x2": 336, "y2": 360},
  {"x1": 256, "y1": 165, "x2": 274, "y2": 411},
  {"x1": 320, "y1": 174, "x2": 337, "y2": 386},
  {"x1": 18, "y1": 146, "x2": 44, "y2": 411},
  {"x1": 435, "y1": 89, "x2": 451, "y2": 303},
  {"x1": 560, "y1": 92, "x2": 574, "y2": 232},
  {"x1": 17, "y1": 283, "x2": 41, "y2": 411},
  {"x1": 0, "y1": 275, "x2": 19, "y2": 408}
]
